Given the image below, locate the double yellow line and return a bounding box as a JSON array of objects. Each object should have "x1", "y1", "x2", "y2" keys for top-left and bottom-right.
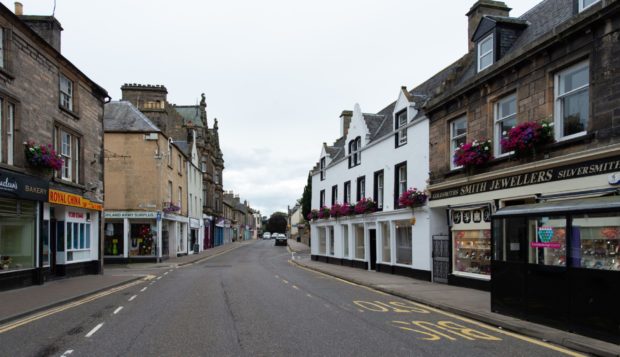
[{"x1": 0, "y1": 276, "x2": 152, "y2": 334}]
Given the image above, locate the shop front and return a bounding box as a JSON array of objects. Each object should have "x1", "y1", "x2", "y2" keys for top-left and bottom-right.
[
  {"x1": 0, "y1": 169, "x2": 48, "y2": 291},
  {"x1": 164, "y1": 212, "x2": 188, "y2": 257},
  {"x1": 103, "y1": 211, "x2": 159, "y2": 263},
  {"x1": 189, "y1": 218, "x2": 201, "y2": 254},
  {"x1": 47, "y1": 188, "x2": 103, "y2": 278},
  {"x1": 492, "y1": 197, "x2": 619, "y2": 344},
  {"x1": 429, "y1": 154, "x2": 620, "y2": 291},
  {"x1": 203, "y1": 215, "x2": 213, "y2": 249}
]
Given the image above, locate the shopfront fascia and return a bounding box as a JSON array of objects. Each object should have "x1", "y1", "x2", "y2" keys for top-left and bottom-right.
[
  {"x1": 492, "y1": 196, "x2": 620, "y2": 344},
  {"x1": 47, "y1": 189, "x2": 103, "y2": 277},
  {"x1": 428, "y1": 154, "x2": 620, "y2": 291},
  {"x1": 0, "y1": 169, "x2": 48, "y2": 291},
  {"x1": 103, "y1": 211, "x2": 159, "y2": 263}
]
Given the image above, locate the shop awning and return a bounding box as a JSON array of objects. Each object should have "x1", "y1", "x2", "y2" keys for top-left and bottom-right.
[{"x1": 493, "y1": 196, "x2": 620, "y2": 217}]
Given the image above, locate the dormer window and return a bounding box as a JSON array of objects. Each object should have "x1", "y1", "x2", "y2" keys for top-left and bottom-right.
[
  {"x1": 579, "y1": 0, "x2": 600, "y2": 11},
  {"x1": 477, "y1": 34, "x2": 494, "y2": 72},
  {"x1": 320, "y1": 157, "x2": 326, "y2": 180},
  {"x1": 348, "y1": 137, "x2": 361, "y2": 168},
  {"x1": 395, "y1": 110, "x2": 407, "y2": 147}
]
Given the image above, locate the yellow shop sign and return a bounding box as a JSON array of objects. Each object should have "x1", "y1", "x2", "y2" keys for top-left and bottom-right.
[{"x1": 48, "y1": 189, "x2": 103, "y2": 211}]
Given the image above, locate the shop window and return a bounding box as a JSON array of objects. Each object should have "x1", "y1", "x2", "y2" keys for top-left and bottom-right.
[
  {"x1": 454, "y1": 229, "x2": 492, "y2": 276},
  {"x1": 65, "y1": 222, "x2": 91, "y2": 262},
  {"x1": 381, "y1": 222, "x2": 391, "y2": 263},
  {"x1": 572, "y1": 213, "x2": 619, "y2": 271},
  {"x1": 494, "y1": 94, "x2": 516, "y2": 156},
  {"x1": 493, "y1": 217, "x2": 528, "y2": 262},
  {"x1": 528, "y1": 216, "x2": 566, "y2": 267},
  {"x1": 355, "y1": 225, "x2": 365, "y2": 260},
  {"x1": 129, "y1": 223, "x2": 156, "y2": 256},
  {"x1": 104, "y1": 222, "x2": 124, "y2": 256},
  {"x1": 554, "y1": 61, "x2": 589, "y2": 140},
  {"x1": 318, "y1": 228, "x2": 326, "y2": 254},
  {"x1": 329, "y1": 226, "x2": 335, "y2": 255},
  {"x1": 342, "y1": 225, "x2": 349, "y2": 258},
  {"x1": 395, "y1": 222, "x2": 412, "y2": 265},
  {"x1": 0, "y1": 199, "x2": 35, "y2": 272}
]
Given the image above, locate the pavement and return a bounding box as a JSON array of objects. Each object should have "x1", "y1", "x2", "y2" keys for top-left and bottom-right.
[
  {"x1": 287, "y1": 239, "x2": 620, "y2": 357},
  {"x1": 0, "y1": 240, "x2": 252, "y2": 327}
]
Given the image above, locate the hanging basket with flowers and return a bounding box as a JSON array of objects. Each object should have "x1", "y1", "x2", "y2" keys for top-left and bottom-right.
[
  {"x1": 398, "y1": 187, "x2": 428, "y2": 209},
  {"x1": 318, "y1": 206, "x2": 331, "y2": 219},
  {"x1": 354, "y1": 197, "x2": 377, "y2": 215},
  {"x1": 501, "y1": 121, "x2": 554, "y2": 158},
  {"x1": 453, "y1": 139, "x2": 494, "y2": 170},
  {"x1": 307, "y1": 209, "x2": 319, "y2": 221},
  {"x1": 24, "y1": 140, "x2": 63, "y2": 171}
]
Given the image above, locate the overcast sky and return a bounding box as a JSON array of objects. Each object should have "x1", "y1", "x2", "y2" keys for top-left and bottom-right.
[{"x1": 11, "y1": 0, "x2": 541, "y2": 216}]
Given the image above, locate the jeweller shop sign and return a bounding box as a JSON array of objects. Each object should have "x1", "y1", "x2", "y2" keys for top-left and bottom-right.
[{"x1": 430, "y1": 155, "x2": 620, "y2": 200}]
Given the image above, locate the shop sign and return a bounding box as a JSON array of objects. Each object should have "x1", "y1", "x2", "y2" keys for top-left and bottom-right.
[
  {"x1": 0, "y1": 169, "x2": 49, "y2": 201},
  {"x1": 104, "y1": 211, "x2": 157, "y2": 219},
  {"x1": 431, "y1": 155, "x2": 620, "y2": 200},
  {"x1": 531, "y1": 226, "x2": 560, "y2": 248},
  {"x1": 531, "y1": 242, "x2": 561, "y2": 249},
  {"x1": 49, "y1": 189, "x2": 103, "y2": 211}
]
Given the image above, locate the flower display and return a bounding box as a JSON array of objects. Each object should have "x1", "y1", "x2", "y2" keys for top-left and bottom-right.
[
  {"x1": 501, "y1": 121, "x2": 554, "y2": 156},
  {"x1": 330, "y1": 203, "x2": 355, "y2": 218},
  {"x1": 318, "y1": 206, "x2": 331, "y2": 219},
  {"x1": 453, "y1": 139, "x2": 493, "y2": 169},
  {"x1": 162, "y1": 202, "x2": 181, "y2": 213},
  {"x1": 307, "y1": 209, "x2": 319, "y2": 221},
  {"x1": 398, "y1": 187, "x2": 428, "y2": 208},
  {"x1": 24, "y1": 140, "x2": 63, "y2": 171},
  {"x1": 354, "y1": 197, "x2": 377, "y2": 215}
]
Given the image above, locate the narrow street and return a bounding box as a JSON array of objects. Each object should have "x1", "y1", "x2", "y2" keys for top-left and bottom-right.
[{"x1": 0, "y1": 241, "x2": 583, "y2": 357}]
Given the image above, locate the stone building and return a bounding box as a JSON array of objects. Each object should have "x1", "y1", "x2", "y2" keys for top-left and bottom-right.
[
  {"x1": 425, "y1": 0, "x2": 620, "y2": 343},
  {"x1": 0, "y1": 3, "x2": 108, "y2": 290}
]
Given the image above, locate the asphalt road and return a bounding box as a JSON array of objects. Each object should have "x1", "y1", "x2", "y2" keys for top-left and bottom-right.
[{"x1": 0, "y1": 240, "x2": 584, "y2": 357}]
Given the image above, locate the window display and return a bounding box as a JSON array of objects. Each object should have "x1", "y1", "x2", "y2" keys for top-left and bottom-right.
[
  {"x1": 129, "y1": 223, "x2": 156, "y2": 256},
  {"x1": 396, "y1": 223, "x2": 412, "y2": 265},
  {"x1": 104, "y1": 222, "x2": 124, "y2": 256},
  {"x1": 453, "y1": 230, "x2": 491, "y2": 276},
  {"x1": 573, "y1": 213, "x2": 619, "y2": 271},
  {"x1": 0, "y1": 200, "x2": 36, "y2": 272}
]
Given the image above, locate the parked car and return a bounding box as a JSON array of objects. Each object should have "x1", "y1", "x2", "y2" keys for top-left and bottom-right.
[
  {"x1": 275, "y1": 233, "x2": 287, "y2": 246},
  {"x1": 262, "y1": 232, "x2": 271, "y2": 240}
]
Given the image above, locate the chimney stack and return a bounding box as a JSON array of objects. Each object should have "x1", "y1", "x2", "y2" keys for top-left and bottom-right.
[
  {"x1": 466, "y1": 0, "x2": 511, "y2": 51},
  {"x1": 339, "y1": 110, "x2": 353, "y2": 138},
  {"x1": 14, "y1": 2, "x2": 23, "y2": 16}
]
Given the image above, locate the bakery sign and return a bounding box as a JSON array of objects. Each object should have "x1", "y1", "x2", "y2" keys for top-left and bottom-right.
[
  {"x1": 431, "y1": 155, "x2": 620, "y2": 200},
  {"x1": 0, "y1": 168, "x2": 49, "y2": 201}
]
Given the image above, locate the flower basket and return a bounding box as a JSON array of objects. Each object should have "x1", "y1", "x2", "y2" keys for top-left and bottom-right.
[
  {"x1": 318, "y1": 206, "x2": 331, "y2": 219},
  {"x1": 453, "y1": 139, "x2": 493, "y2": 170},
  {"x1": 24, "y1": 140, "x2": 63, "y2": 171},
  {"x1": 330, "y1": 203, "x2": 355, "y2": 218},
  {"x1": 398, "y1": 187, "x2": 428, "y2": 209},
  {"x1": 354, "y1": 197, "x2": 377, "y2": 215},
  {"x1": 307, "y1": 209, "x2": 319, "y2": 221},
  {"x1": 162, "y1": 202, "x2": 181, "y2": 213},
  {"x1": 501, "y1": 121, "x2": 554, "y2": 158}
]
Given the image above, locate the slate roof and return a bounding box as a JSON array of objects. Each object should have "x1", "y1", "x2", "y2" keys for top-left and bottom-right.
[
  {"x1": 172, "y1": 141, "x2": 190, "y2": 156},
  {"x1": 175, "y1": 106, "x2": 204, "y2": 128},
  {"x1": 104, "y1": 101, "x2": 160, "y2": 132},
  {"x1": 508, "y1": 0, "x2": 574, "y2": 53}
]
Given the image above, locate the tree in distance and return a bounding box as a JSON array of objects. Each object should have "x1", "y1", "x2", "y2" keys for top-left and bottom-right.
[{"x1": 266, "y1": 212, "x2": 287, "y2": 234}]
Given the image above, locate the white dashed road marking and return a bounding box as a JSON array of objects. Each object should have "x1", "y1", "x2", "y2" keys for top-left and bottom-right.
[
  {"x1": 156, "y1": 276, "x2": 162, "y2": 280},
  {"x1": 140, "y1": 287, "x2": 147, "y2": 292},
  {"x1": 292, "y1": 285, "x2": 300, "y2": 290},
  {"x1": 85, "y1": 323, "x2": 104, "y2": 338},
  {"x1": 113, "y1": 306, "x2": 123, "y2": 315},
  {"x1": 60, "y1": 350, "x2": 74, "y2": 357},
  {"x1": 128, "y1": 295, "x2": 137, "y2": 302}
]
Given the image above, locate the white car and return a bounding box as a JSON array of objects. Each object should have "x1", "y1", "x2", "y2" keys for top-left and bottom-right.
[
  {"x1": 262, "y1": 232, "x2": 271, "y2": 240},
  {"x1": 275, "y1": 233, "x2": 287, "y2": 246}
]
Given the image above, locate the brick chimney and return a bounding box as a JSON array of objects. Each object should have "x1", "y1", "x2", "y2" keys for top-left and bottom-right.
[
  {"x1": 466, "y1": 0, "x2": 511, "y2": 51},
  {"x1": 17, "y1": 2, "x2": 64, "y2": 52},
  {"x1": 340, "y1": 110, "x2": 352, "y2": 138}
]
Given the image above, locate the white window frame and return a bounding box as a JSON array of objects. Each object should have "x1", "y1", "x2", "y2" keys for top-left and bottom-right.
[
  {"x1": 358, "y1": 177, "x2": 365, "y2": 200},
  {"x1": 450, "y1": 116, "x2": 467, "y2": 170},
  {"x1": 344, "y1": 182, "x2": 351, "y2": 204},
  {"x1": 579, "y1": 0, "x2": 600, "y2": 11},
  {"x1": 477, "y1": 33, "x2": 494, "y2": 72},
  {"x1": 398, "y1": 165, "x2": 407, "y2": 199},
  {"x1": 355, "y1": 137, "x2": 361, "y2": 165},
  {"x1": 377, "y1": 173, "x2": 384, "y2": 209},
  {"x1": 494, "y1": 94, "x2": 516, "y2": 157},
  {"x1": 59, "y1": 74, "x2": 73, "y2": 111},
  {"x1": 320, "y1": 157, "x2": 326, "y2": 180},
  {"x1": 61, "y1": 130, "x2": 72, "y2": 180},
  {"x1": 396, "y1": 110, "x2": 408, "y2": 146},
  {"x1": 554, "y1": 61, "x2": 589, "y2": 141}
]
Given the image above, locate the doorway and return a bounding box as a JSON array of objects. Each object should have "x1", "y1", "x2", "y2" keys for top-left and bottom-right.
[{"x1": 369, "y1": 229, "x2": 377, "y2": 271}]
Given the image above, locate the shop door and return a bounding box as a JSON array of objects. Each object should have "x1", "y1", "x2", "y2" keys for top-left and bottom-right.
[
  {"x1": 432, "y1": 234, "x2": 449, "y2": 283},
  {"x1": 369, "y1": 229, "x2": 377, "y2": 271}
]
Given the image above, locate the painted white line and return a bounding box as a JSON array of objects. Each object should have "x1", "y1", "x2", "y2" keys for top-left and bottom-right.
[
  {"x1": 168, "y1": 269, "x2": 174, "y2": 272},
  {"x1": 292, "y1": 285, "x2": 300, "y2": 290},
  {"x1": 156, "y1": 276, "x2": 162, "y2": 280},
  {"x1": 128, "y1": 295, "x2": 137, "y2": 302},
  {"x1": 60, "y1": 350, "x2": 74, "y2": 357},
  {"x1": 113, "y1": 306, "x2": 123, "y2": 315},
  {"x1": 306, "y1": 293, "x2": 313, "y2": 298},
  {"x1": 164, "y1": 272, "x2": 169, "y2": 275},
  {"x1": 140, "y1": 287, "x2": 147, "y2": 292},
  {"x1": 85, "y1": 323, "x2": 104, "y2": 338},
  {"x1": 275, "y1": 275, "x2": 280, "y2": 279}
]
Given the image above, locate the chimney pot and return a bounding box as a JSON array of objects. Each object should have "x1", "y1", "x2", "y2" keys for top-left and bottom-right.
[{"x1": 14, "y1": 2, "x2": 23, "y2": 16}]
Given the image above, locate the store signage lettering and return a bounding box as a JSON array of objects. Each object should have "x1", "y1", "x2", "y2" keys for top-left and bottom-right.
[
  {"x1": 430, "y1": 156, "x2": 620, "y2": 200},
  {"x1": 0, "y1": 169, "x2": 49, "y2": 201},
  {"x1": 104, "y1": 211, "x2": 157, "y2": 219},
  {"x1": 48, "y1": 189, "x2": 103, "y2": 211},
  {"x1": 68, "y1": 212, "x2": 84, "y2": 219},
  {"x1": 531, "y1": 242, "x2": 561, "y2": 249}
]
